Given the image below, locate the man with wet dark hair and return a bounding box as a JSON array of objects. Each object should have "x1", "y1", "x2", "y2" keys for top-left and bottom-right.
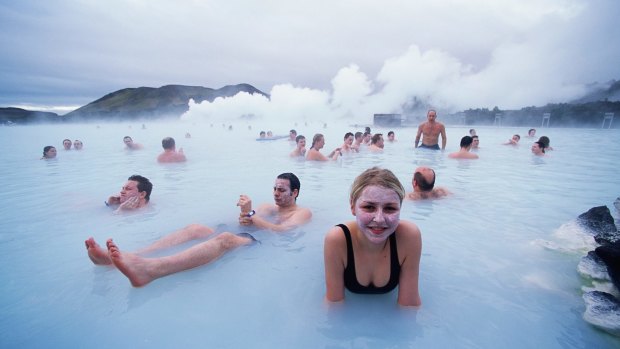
[
  {"x1": 387, "y1": 131, "x2": 396, "y2": 142},
  {"x1": 407, "y1": 166, "x2": 450, "y2": 200},
  {"x1": 448, "y1": 136, "x2": 479, "y2": 159},
  {"x1": 238, "y1": 172, "x2": 311, "y2": 231},
  {"x1": 471, "y1": 135, "x2": 480, "y2": 150},
  {"x1": 290, "y1": 135, "x2": 307, "y2": 157},
  {"x1": 106, "y1": 175, "x2": 153, "y2": 211}
]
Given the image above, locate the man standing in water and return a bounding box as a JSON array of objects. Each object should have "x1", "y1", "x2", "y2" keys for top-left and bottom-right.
[
  {"x1": 415, "y1": 109, "x2": 447, "y2": 150},
  {"x1": 407, "y1": 166, "x2": 450, "y2": 200},
  {"x1": 85, "y1": 173, "x2": 312, "y2": 286}
]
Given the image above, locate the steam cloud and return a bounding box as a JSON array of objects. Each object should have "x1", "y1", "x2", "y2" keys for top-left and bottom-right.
[{"x1": 182, "y1": 41, "x2": 603, "y2": 124}]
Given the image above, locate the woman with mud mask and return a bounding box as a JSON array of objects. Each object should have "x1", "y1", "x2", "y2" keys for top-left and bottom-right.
[{"x1": 323, "y1": 167, "x2": 422, "y2": 306}]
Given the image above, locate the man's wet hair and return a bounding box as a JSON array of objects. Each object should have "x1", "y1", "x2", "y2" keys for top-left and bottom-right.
[
  {"x1": 128, "y1": 174, "x2": 153, "y2": 201},
  {"x1": 295, "y1": 135, "x2": 305, "y2": 143},
  {"x1": 371, "y1": 133, "x2": 383, "y2": 144},
  {"x1": 414, "y1": 169, "x2": 435, "y2": 192},
  {"x1": 354, "y1": 131, "x2": 363, "y2": 140},
  {"x1": 387, "y1": 131, "x2": 395, "y2": 137},
  {"x1": 344, "y1": 132, "x2": 354, "y2": 140},
  {"x1": 162, "y1": 137, "x2": 175, "y2": 150},
  {"x1": 538, "y1": 136, "x2": 550, "y2": 148},
  {"x1": 277, "y1": 173, "x2": 301, "y2": 199},
  {"x1": 290, "y1": 129, "x2": 297, "y2": 135},
  {"x1": 460, "y1": 136, "x2": 473, "y2": 148}
]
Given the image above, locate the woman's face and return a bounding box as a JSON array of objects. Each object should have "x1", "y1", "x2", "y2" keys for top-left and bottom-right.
[
  {"x1": 45, "y1": 147, "x2": 57, "y2": 158},
  {"x1": 351, "y1": 185, "x2": 401, "y2": 244},
  {"x1": 531, "y1": 143, "x2": 542, "y2": 155},
  {"x1": 315, "y1": 137, "x2": 325, "y2": 149}
]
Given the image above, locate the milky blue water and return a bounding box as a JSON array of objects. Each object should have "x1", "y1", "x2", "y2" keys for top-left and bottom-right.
[{"x1": 0, "y1": 121, "x2": 619, "y2": 348}]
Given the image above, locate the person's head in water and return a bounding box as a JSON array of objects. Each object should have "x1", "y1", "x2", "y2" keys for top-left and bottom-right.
[
  {"x1": 42, "y1": 146, "x2": 57, "y2": 159},
  {"x1": 343, "y1": 132, "x2": 354, "y2": 145},
  {"x1": 413, "y1": 167, "x2": 435, "y2": 192},
  {"x1": 62, "y1": 139, "x2": 72, "y2": 150},
  {"x1": 126, "y1": 174, "x2": 153, "y2": 202},
  {"x1": 460, "y1": 135, "x2": 473, "y2": 149},
  {"x1": 295, "y1": 135, "x2": 306, "y2": 147},
  {"x1": 469, "y1": 129, "x2": 476, "y2": 136},
  {"x1": 531, "y1": 141, "x2": 546, "y2": 155},
  {"x1": 371, "y1": 133, "x2": 384, "y2": 148},
  {"x1": 387, "y1": 131, "x2": 395, "y2": 142},
  {"x1": 311, "y1": 133, "x2": 325, "y2": 149},
  {"x1": 73, "y1": 140, "x2": 83, "y2": 150},
  {"x1": 537, "y1": 136, "x2": 550, "y2": 148},
  {"x1": 259, "y1": 131, "x2": 266, "y2": 138},
  {"x1": 273, "y1": 173, "x2": 301, "y2": 207},
  {"x1": 354, "y1": 132, "x2": 363, "y2": 143},
  {"x1": 528, "y1": 129, "x2": 536, "y2": 137},
  {"x1": 161, "y1": 137, "x2": 176, "y2": 150},
  {"x1": 471, "y1": 135, "x2": 480, "y2": 148}
]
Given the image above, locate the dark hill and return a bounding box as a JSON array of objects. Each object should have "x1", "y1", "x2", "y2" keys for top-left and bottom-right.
[
  {"x1": 63, "y1": 83, "x2": 269, "y2": 121},
  {"x1": 0, "y1": 107, "x2": 59, "y2": 124}
]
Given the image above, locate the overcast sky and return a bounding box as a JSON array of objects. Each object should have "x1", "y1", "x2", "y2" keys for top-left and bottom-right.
[{"x1": 1, "y1": 0, "x2": 619, "y2": 115}]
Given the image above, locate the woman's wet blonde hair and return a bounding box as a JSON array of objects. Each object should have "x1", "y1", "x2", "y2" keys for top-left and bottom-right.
[{"x1": 349, "y1": 167, "x2": 405, "y2": 205}]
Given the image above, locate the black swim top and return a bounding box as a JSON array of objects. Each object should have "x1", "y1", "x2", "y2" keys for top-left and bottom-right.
[{"x1": 337, "y1": 224, "x2": 400, "y2": 294}]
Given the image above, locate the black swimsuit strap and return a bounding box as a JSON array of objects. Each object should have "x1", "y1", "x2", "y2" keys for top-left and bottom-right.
[{"x1": 337, "y1": 224, "x2": 400, "y2": 294}]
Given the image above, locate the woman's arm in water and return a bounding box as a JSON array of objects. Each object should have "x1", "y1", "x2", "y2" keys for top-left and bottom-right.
[
  {"x1": 324, "y1": 225, "x2": 346, "y2": 302},
  {"x1": 396, "y1": 220, "x2": 422, "y2": 307}
]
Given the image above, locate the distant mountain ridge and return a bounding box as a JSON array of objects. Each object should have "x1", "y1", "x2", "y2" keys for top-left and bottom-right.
[{"x1": 64, "y1": 83, "x2": 268, "y2": 120}]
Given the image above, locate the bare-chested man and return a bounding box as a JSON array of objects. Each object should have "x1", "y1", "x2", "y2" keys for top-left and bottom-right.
[
  {"x1": 290, "y1": 135, "x2": 306, "y2": 157},
  {"x1": 407, "y1": 166, "x2": 450, "y2": 200},
  {"x1": 369, "y1": 133, "x2": 384, "y2": 152},
  {"x1": 340, "y1": 132, "x2": 356, "y2": 153},
  {"x1": 237, "y1": 172, "x2": 312, "y2": 232},
  {"x1": 85, "y1": 173, "x2": 312, "y2": 287},
  {"x1": 123, "y1": 136, "x2": 143, "y2": 150},
  {"x1": 105, "y1": 175, "x2": 153, "y2": 211},
  {"x1": 448, "y1": 136, "x2": 479, "y2": 159},
  {"x1": 157, "y1": 137, "x2": 186, "y2": 163},
  {"x1": 415, "y1": 109, "x2": 447, "y2": 150}
]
